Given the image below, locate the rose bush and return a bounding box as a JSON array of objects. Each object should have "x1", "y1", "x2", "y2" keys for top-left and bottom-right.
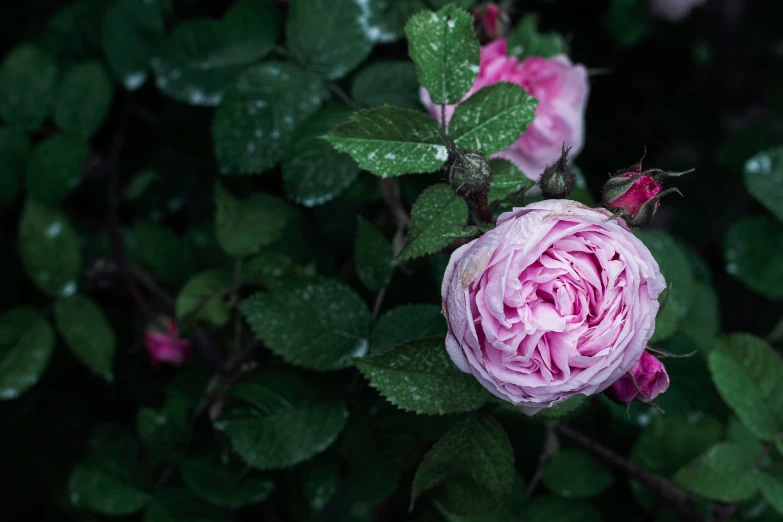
[
  {"x1": 420, "y1": 38, "x2": 589, "y2": 179},
  {"x1": 442, "y1": 200, "x2": 666, "y2": 414}
]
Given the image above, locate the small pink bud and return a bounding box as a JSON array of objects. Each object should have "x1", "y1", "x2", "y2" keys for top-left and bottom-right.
[
  {"x1": 601, "y1": 158, "x2": 689, "y2": 227},
  {"x1": 144, "y1": 316, "x2": 192, "y2": 367},
  {"x1": 474, "y1": 3, "x2": 510, "y2": 41},
  {"x1": 606, "y1": 351, "x2": 670, "y2": 406}
]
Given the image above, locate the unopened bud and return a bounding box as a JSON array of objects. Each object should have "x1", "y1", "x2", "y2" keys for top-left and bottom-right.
[
  {"x1": 436, "y1": 130, "x2": 492, "y2": 201},
  {"x1": 539, "y1": 144, "x2": 575, "y2": 199}
]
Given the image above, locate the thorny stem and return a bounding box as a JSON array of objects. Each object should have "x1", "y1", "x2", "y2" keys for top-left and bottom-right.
[
  {"x1": 526, "y1": 423, "x2": 559, "y2": 495},
  {"x1": 440, "y1": 103, "x2": 447, "y2": 131},
  {"x1": 327, "y1": 82, "x2": 357, "y2": 110},
  {"x1": 554, "y1": 424, "x2": 710, "y2": 522},
  {"x1": 372, "y1": 180, "x2": 410, "y2": 321}
]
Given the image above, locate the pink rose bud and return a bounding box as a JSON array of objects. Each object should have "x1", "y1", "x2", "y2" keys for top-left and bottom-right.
[
  {"x1": 602, "y1": 161, "x2": 687, "y2": 227},
  {"x1": 441, "y1": 200, "x2": 666, "y2": 415},
  {"x1": 605, "y1": 351, "x2": 670, "y2": 405},
  {"x1": 144, "y1": 316, "x2": 192, "y2": 367},
  {"x1": 474, "y1": 3, "x2": 510, "y2": 41},
  {"x1": 420, "y1": 39, "x2": 589, "y2": 181}
]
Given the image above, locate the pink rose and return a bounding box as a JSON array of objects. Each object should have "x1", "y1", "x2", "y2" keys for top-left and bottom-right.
[
  {"x1": 474, "y1": 4, "x2": 510, "y2": 41},
  {"x1": 651, "y1": 0, "x2": 708, "y2": 22},
  {"x1": 145, "y1": 317, "x2": 192, "y2": 367},
  {"x1": 606, "y1": 351, "x2": 670, "y2": 405},
  {"x1": 441, "y1": 200, "x2": 666, "y2": 415},
  {"x1": 601, "y1": 162, "x2": 685, "y2": 227},
  {"x1": 419, "y1": 39, "x2": 589, "y2": 180}
]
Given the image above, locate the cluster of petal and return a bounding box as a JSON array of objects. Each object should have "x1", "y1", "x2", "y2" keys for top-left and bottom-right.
[
  {"x1": 419, "y1": 39, "x2": 589, "y2": 179},
  {"x1": 441, "y1": 200, "x2": 666, "y2": 414},
  {"x1": 606, "y1": 351, "x2": 670, "y2": 405},
  {"x1": 145, "y1": 317, "x2": 192, "y2": 367}
]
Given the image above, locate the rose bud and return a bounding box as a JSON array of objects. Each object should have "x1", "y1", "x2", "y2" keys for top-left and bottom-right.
[
  {"x1": 605, "y1": 351, "x2": 670, "y2": 405},
  {"x1": 602, "y1": 163, "x2": 687, "y2": 227},
  {"x1": 420, "y1": 39, "x2": 589, "y2": 181},
  {"x1": 436, "y1": 130, "x2": 492, "y2": 201},
  {"x1": 441, "y1": 200, "x2": 666, "y2": 415},
  {"x1": 145, "y1": 316, "x2": 192, "y2": 367},
  {"x1": 474, "y1": 3, "x2": 511, "y2": 41},
  {"x1": 539, "y1": 144, "x2": 575, "y2": 199}
]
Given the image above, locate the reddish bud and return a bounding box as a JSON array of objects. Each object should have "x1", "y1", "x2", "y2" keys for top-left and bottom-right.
[
  {"x1": 144, "y1": 316, "x2": 192, "y2": 367},
  {"x1": 602, "y1": 158, "x2": 690, "y2": 227},
  {"x1": 605, "y1": 351, "x2": 670, "y2": 406},
  {"x1": 474, "y1": 3, "x2": 510, "y2": 41}
]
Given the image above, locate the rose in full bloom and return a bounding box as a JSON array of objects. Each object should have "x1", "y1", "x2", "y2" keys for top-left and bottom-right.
[
  {"x1": 651, "y1": 0, "x2": 708, "y2": 22},
  {"x1": 441, "y1": 200, "x2": 666, "y2": 414},
  {"x1": 420, "y1": 39, "x2": 589, "y2": 179},
  {"x1": 606, "y1": 351, "x2": 670, "y2": 405},
  {"x1": 145, "y1": 316, "x2": 192, "y2": 367}
]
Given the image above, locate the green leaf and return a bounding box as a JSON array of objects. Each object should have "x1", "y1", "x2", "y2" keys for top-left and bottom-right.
[
  {"x1": 605, "y1": 0, "x2": 650, "y2": 47},
  {"x1": 102, "y1": 0, "x2": 165, "y2": 90},
  {"x1": 708, "y1": 334, "x2": 783, "y2": 441},
  {"x1": 54, "y1": 294, "x2": 116, "y2": 379},
  {"x1": 0, "y1": 128, "x2": 31, "y2": 208},
  {"x1": 0, "y1": 45, "x2": 58, "y2": 131},
  {"x1": 125, "y1": 221, "x2": 194, "y2": 286},
  {"x1": 354, "y1": 0, "x2": 427, "y2": 43},
  {"x1": 399, "y1": 184, "x2": 468, "y2": 261},
  {"x1": 26, "y1": 134, "x2": 90, "y2": 206},
  {"x1": 222, "y1": 377, "x2": 348, "y2": 470},
  {"x1": 300, "y1": 454, "x2": 340, "y2": 511},
  {"x1": 145, "y1": 488, "x2": 224, "y2": 522},
  {"x1": 370, "y1": 304, "x2": 445, "y2": 355},
  {"x1": 282, "y1": 106, "x2": 359, "y2": 206},
  {"x1": 725, "y1": 215, "x2": 783, "y2": 300},
  {"x1": 507, "y1": 14, "x2": 567, "y2": 59},
  {"x1": 411, "y1": 415, "x2": 514, "y2": 515},
  {"x1": 243, "y1": 252, "x2": 316, "y2": 290},
  {"x1": 679, "y1": 282, "x2": 720, "y2": 353},
  {"x1": 286, "y1": 0, "x2": 373, "y2": 80},
  {"x1": 137, "y1": 394, "x2": 190, "y2": 459},
  {"x1": 214, "y1": 182, "x2": 288, "y2": 256},
  {"x1": 352, "y1": 61, "x2": 422, "y2": 111},
  {"x1": 674, "y1": 442, "x2": 759, "y2": 501},
  {"x1": 239, "y1": 277, "x2": 371, "y2": 371},
  {"x1": 68, "y1": 433, "x2": 150, "y2": 515},
  {"x1": 0, "y1": 308, "x2": 55, "y2": 400},
  {"x1": 212, "y1": 62, "x2": 323, "y2": 174},
  {"x1": 757, "y1": 464, "x2": 783, "y2": 515},
  {"x1": 151, "y1": 0, "x2": 281, "y2": 106},
  {"x1": 355, "y1": 216, "x2": 394, "y2": 291},
  {"x1": 125, "y1": 170, "x2": 162, "y2": 201},
  {"x1": 449, "y1": 83, "x2": 537, "y2": 155},
  {"x1": 324, "y1": 106, "x2": 446, "y2": 177},
  {"x1": 181, "y1": 454, "x2": 274, "y2": 508},
  {"x1": 405, "y1": 5, "x2": 480, "y2": 105},
  {"x1": 488, "y1": 158, "x2": 534, "y2": 203},
  {"x1": 181, "y1": 454, "x2": 273, "y2": 508},
  {"x1": 175, "y1": 270, "x2": 233, "y2": 328},
  {"x1": 356, "y1": 337, "x2": 490, "y2": 415},
  {"x1": 436, "y1": 474, "x2": 528, "y2": 522},
  {"x1": 542, "y1": 449, "x2": 613, "y2": 498},
  {"x1": 523, "y1": 497, "x2": 603, "y2": 522},
  {"x1": 18, "y1": 199, "x2": 81, "y2": 297},
  {"x1": 744, "y1": 147, "x2": 783, "y2": 224},
  {"x1": 55, "y1": 62, "x2": 113, "y2": 138},
  {"x1": 630, "y1": 412, "x2": 723, "y2": 478},
  {"x1": 636, "y1": 230, "x2": 694, "y2": 342}
]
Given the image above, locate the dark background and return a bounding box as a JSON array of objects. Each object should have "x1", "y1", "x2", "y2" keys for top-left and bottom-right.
[{"x1": 1, "y1": 0, "x2": 782, "y2": 520}]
